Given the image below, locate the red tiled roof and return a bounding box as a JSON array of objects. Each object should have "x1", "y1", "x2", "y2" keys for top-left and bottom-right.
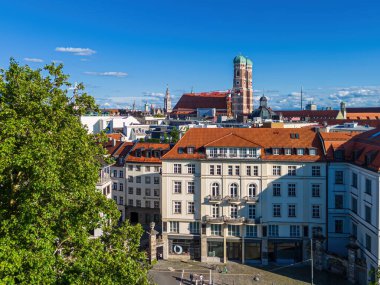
[
  {"x1": 346, "y1": 107, "x2": 380, "y2": 113},
  {"x1": 279, "y1": 110, "x2": 339, "y2": 119},
  {"x1": 106, "y1": 133, "x2": 123, "y2": 141},
  {"x1": 163, "y1": 128, "x2": 324, "y2": 162},
  {"x1": 104, "y1": 140, "x2": 124, "y2": 156},
  {"x1": 126, "y1": 142, "x2": 171, "y2": 164},
  {"x1": 171, "y1": 91, "x2": 229, "y2": 115}
]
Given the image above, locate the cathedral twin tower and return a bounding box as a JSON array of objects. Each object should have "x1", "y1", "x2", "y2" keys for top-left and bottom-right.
[{"x1": 232, "y1": 55, "x2": 254, "y2": 120}]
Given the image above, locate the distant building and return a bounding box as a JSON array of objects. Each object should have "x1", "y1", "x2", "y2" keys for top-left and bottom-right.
[
  {"x1": 164, "y1": 86, "x2": 172, "y2": 114},
  {"x1": 251, "y1": 95, "x2": 278, "y2": 122}
]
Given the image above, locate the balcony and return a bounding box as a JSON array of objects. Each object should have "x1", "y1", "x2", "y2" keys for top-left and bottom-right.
[
  {"x1": 245, "y1": 218, "x2": 261, "y2": 225},
  {"x1": 224, "y1": 196, "x2": 241, "y2": 204},
  {"x1": 207, "y1": 195, "x2": 223, "y2": 204},
  {"x1": 204, "y1": 215, "x2": 225, "y2": 224},
  {"x1": 224, "y1": 216, "x2": 245, "y2": 225},
  {"x1": 244, "y1": 196, "x2": 259, "y2": 204},
  {"x1": 97, "y1": 173, "x2": 111, "y2": 186}
]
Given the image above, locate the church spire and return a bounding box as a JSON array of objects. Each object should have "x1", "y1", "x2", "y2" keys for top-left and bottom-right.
[{"x1": 164, "y1": 84, "x2": 172, "y2": 113}]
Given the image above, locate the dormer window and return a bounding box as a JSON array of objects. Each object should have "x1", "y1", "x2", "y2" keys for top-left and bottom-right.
[
  {"x1": 136, "y1": 149, "x2": 142, "y2": 157},
  {"x1": 309, "y1": 148, "x2": 317, "y2": 156},
  {"x1": 178, "y1": 147, "x2": 184, "y2": 154},
  {"x1": 273, "y1": 148, "x2": 280, "y2": 155},
  {"x1": 187, "y1": 147, "x2": 195, "y2": 154},
  {"x1": 284, "y1": 148, "x2": 292, "y2": 155},
  {"x1": 296, "y1": 148, "x2": 304, "y2": 155},
  {"x1": 146, "y1": 150, "x2": 151, "y2": 158}
]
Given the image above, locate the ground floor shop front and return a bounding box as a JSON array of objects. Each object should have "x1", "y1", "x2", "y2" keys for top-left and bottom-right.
[{"x1": 164, "y1": 234, "x2": 305, "y2": 265}]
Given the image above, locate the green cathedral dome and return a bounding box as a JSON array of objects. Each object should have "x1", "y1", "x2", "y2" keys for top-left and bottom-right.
[
  {"x1": 246, "y1": 58, "x2": 253, "y2": 66},
  {"x1": 233, "y1": 55, "x2": 247, "y2": 64}
]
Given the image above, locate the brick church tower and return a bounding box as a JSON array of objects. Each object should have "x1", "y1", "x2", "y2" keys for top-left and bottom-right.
[{"x1": 232, "y1": 55, "x2": 253, "y2": 121}]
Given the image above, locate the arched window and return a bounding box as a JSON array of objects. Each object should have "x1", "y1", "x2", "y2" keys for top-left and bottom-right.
[
  {"x1": 230, "y1": 183, "x2": 238, "y2": 197},
  {"x1": 248, "y1": 184, "x2": 256, "y2": 197},
  {"x1": 211, "y1": 183, "x2": 220, "y2": 196}
]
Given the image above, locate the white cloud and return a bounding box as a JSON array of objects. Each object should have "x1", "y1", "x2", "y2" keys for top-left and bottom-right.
[
  {"x1": 55, "y1": 47, "x2": 96, "y2": 56},
  {"x1": 83, "y1": 71, "x2": 128, "y2": 77},
  {"x1": 24, "y1": 57, "x2": 43, "y2": 63}
]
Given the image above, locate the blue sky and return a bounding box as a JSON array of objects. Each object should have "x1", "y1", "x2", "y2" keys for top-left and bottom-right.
[{"x1": 1, "y1": 0, "x2": 380, "y2": 110}]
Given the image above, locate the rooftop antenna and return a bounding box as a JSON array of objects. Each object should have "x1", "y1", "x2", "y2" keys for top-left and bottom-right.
[{"x1": 300, "y1": 86, "x2": 303, "y2": 110}]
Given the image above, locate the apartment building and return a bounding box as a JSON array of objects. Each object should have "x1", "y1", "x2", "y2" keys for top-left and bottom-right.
[
  {"x1": 161, "y1": 128, "x2": 326, "y2": 264},
  {"x1": 322, "y1": 130, "x2": 380, "y2": 282}
]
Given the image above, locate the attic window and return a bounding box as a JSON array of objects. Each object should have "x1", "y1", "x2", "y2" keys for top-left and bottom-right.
[
  {"x1": 290, "y1": 133, "x2": 300, "y2": 139},
  {"x1": 136, "y1": 149, "x2": 142, "y2": 157},
  {"x1": 146, "y1": 151, "x2": 151, "y2": 158},
  {"x1": 187, "y1": 147, "x2": 195, "y2": 154},
  {"x1": 178, "y1": 147, "x2": 184, "y2": 154},
  {"x1": 334, "y1": 149, "x2": 344, "y2": 160},
  {"x1": 272, "y1": 148, "x2": 280, "y2": 155},
  {"x1": 296, "y1": 148, "x2": 304, "y2": 155},
  {"x1": 284, "y1": 148, "x2": 292, "y2": 155},
  {"x1": 309, "y1": 148, "x2": 317, "y2": 156}
]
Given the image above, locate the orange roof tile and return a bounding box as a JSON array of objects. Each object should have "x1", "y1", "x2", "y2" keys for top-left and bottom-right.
[{"x1": 126, "y1": 142, "x2": 171, "y2": 164}]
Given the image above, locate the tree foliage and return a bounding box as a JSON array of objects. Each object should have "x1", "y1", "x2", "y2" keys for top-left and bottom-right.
[{"x1": 0, "y1": 60, "x2": 150, "y2": 284}]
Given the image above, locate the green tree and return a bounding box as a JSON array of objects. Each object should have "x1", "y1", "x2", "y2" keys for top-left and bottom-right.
[
  {"x1": 0, "y1": 60, "x2": 150, "y2": 284},
  {"x1": 169, "y1": 127, "x2": 180, "y2": 143}
]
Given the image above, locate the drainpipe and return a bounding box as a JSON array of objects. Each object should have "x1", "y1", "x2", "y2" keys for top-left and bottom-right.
[{"x1": 325, "y1": 162, "x2": 329, "y2": 251}]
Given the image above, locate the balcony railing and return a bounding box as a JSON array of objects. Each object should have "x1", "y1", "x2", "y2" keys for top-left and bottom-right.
[
  {"x1": 245, "y1": 218, "x2": 261, "y2": 225},
  {"x1": 244, "y1": 196, "x2": 259, "y2": 203},
  {"x1": 207, "y1": 154, "x2": 260, "y2": 159},
  {"x1": 97, "y1": 173, "x2": 111, "y2": 185},
  {"x1": 224, "y1": 216, "x2": 245, "y2": 224},
  {"x1": 204, "y1": 216, "x2": 225, "y2": 224},
  {"x1": 207, "y1": 195, "x2": 223, "y2": 203},
  {"x1": 224, "y1": 196, "x2": 241, "y2": 204}
]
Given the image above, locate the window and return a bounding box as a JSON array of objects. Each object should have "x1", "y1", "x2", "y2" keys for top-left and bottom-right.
[
  {"x1": 253, "y1": 166, "x2": 258, "y2": 176},
  {"x1": 230, "y1": 148, "x2": 238, "y2": 157},
  {"x1": 128, "y1": 199, "x2": 133, "y2": 206},
  {"x1": 288, "y1": 184, "x2": 296, "y2": 197},
  {"x1": 312, "y1": 227, "x2": 322, "y2": 238},
  {"x1": 136, "y1": 200, "x2": 141, "y2": 207},
  {"x1": 365, "y1": 179, "x2": 372, "y2": 195},
  {"x1": 210, "y1": 148, "x2": 217, "y2": 157},
  {"x1": 154, "y1": 188, "x2": 159, "y2": 196},
  {"x1": 187, "y1": 181, "x2": 195, "y2": 194},
  {"x1": 352, "y1": 223, "x2": 357, "y2": 238},
  {"x1": 273, "y1": 183, "x2": 281, "y2": 196},
  {"x1": 187, "y1": 147, "x2": 195, "y2": 154},
  {"x1": 335, "y1": 171, "x2": 344, "y2": 184},
  {"x1": 154, "y1": 201, "x2": 159, "y2": 208},
  {"x1": 246, "y1": 166, "x2": 251, "y2": 176},
  {"x1": 145, "y1": 213, "x2": 151, "y2": 224},
  {"x1": 212, "y1": 204, "x2": 220, "y2": 218},
  {"x1": 119, "y1": 170, "x2": 123, "y2": 178},
  {"x1": 136, "y1": 176, "x2": 141, "y2": 183},
  {"x1": 145, "y1": 166, "x2": 150, "y2": 172},
  {"x1": 136, "y1": 188, "x2": 141, "y2": 195},
  {"x1": 187, "y1": 202, "x2": 195, "y2": 214},
  {"x1": 174, "y1": 164, "x2": 182, "y2": 174},
  {"x1": 187, "y1": 164, "x2": 195, "y2": 174},
  {"x1": 296, "y1": 148, "x2": 304, "y2": 155},
  {"x1": 246, "y1": 225, "x2": 258, "y2": 237},
  {"x1": 209, "y1": 165, "x2": 215, "y2": 175},
  {"x1": 112, "y1": 182, "x2": 117, "y2": 190},
  {"x1": 128, "y1": 187, "x2": 133, "y2": 194},
  {"x1": 352, "y1": 173, "x2": 358, "y2": 188},
  {"x1": 228, "y1": 166, "x2": 233, "y2": 175},
  {"x1": 335, "y1": 220, "x2": 343, "y2": 233},
  {"x1": 174, "y1": 181, "x2": 182, "y2": 194},
  {"x1": 351, "y1": 197, "x2": 357, "y2": 214},
  {"x1": 248, "y1": 184, "x2": 256, "y2": 197},
  {"x1": 230, "y1": 183, "x2": 238, "y2": 197},
  {"x1": 128, "y1": 176, "x2": 133, "y2": 182},
  {"x1": 230, "y1": 205, "x2": 238, "y2": 218},
  {"x1": 154, "y1": 166, "x2": 160, "y2": 172},
  {"x1": 216, "y1": 165, "x2": 221, "y2": 175},
  {"x1": 273, "y1": 204, "x2": 281, "y2": 217},
  {"x1": 269, "y1": 225, "x2": 279, "y2": 237},
  {"x1": 312, "y1": 184, "x2": 320, "y2": 197},
  {"x1": 312, "y1": 166, "x2": 321, "y2": 177},
  {"x1": 365, "y1": 234, "x2": 371, "y2": 251},
  {"x1": 273, "y1": 166, "x2": 281, "y2": 176},
  {"x1": 145, "y1": 188, "x2": 151, "y2": 196},
  {"x1": 211, "y1": 183, "x2": 220, "y2": 196},
  {"x1": 119, "y1": 196, "x2": 124, "y2": 205},
  {"x1": 211, "y1": 224, "x2": 221, "y2": 235},
  {"x1": 113, "y1": 170, "x2": 117, "y2": 177},
  {"x1": 154, "y1": 176, "x2": 159, "y2": 184},
  {"x1": 173, "y1": 201, "x2": 182, "y2": 214},
  {"x1": 288, "y1": 166, "x2": 297, "y2": 176},
  {"x1": 365, "y1": 205, "x2": 371, "y2": 224},
  {"x1": 335, "y1": 195, "x2": 343, "y2": 209},
  {"x1": 136, "y1": 165, "x2": 141, "y2": 171},
  {"x1": 145, "y1": 176, "x2": 151, "y2": 184},
  {"x1": 170, "y1": 221, "x2": 179, "y2": 233},
  {"x1": 273, "y1": 148, "x2": 280, "y2": 155},
  {"x1": 312, "y1": 205, "x2": 320, "y2": 218},
  {"x1": 189, "y1": 222, "x2": 199, "y2": 234},
  {"x1": 288, "y1": 204, "x2": 296, "y2": 217},
  {"x1": 145, "y1": 201, "x2": 151, "y2": 208},
  {"x1": 228, "y1": 225, "x2": 240, "y2": 236},
  {"x1": 248, "y1": 205, "x2": 256, "y2": 219},
  {"x1": 119, "y1": 183, "x2": 124, "y2": 191},
  {"x1": 128, "y1": 165, "x2": 133, "y2": 171},
  {"x1": 235, "y1": 166, "x2": 240, "y2": 175},
  {"x1": 284, "y1": 148, "x2": 292, "y2": 155},
  {"x1": 309, "y1": 148, "x2": 317, "y2": 155},
  {"x1": 290, "y1": 225, "x2": 300, "y2": 237}
]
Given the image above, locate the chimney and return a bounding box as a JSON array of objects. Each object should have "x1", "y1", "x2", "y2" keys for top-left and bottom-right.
[{"x1": 112, "y1": 139, "x2": 116, "y2": 147}]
